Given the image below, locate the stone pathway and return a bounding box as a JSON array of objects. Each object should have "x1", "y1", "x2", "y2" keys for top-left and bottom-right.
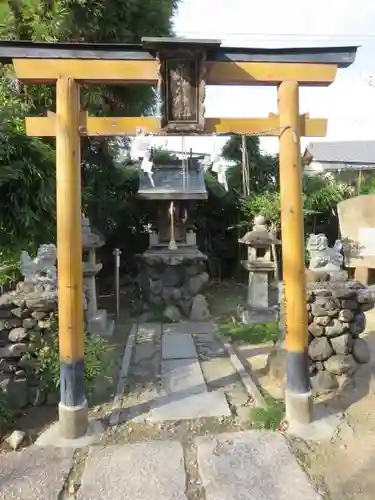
[
  {"x1": 0, "y1": 446, "x2": 74, "y2": 500},
  {"x1": 0, "y1": 431, "x2": 320, "y2": 500},
  {"x1": 136, "y1": 321, "x2": 230, "y2": 421},
  {"x1": 0, "y1": 320, "x2": 322, "y2": 499},
  {"x1": 113, "y1": 320, "x2": 250, "y2": 424}
]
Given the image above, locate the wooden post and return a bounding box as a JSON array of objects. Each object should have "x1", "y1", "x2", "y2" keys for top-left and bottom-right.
[
  {"x1": 356, "y1": 169, "x2": 362, "y2": 195},
  {"x1": 278, "y1": 81, "x2": 312, "y2": 426},
  {"x1": 56, "y1": 77, "x2": 88, "y2": 438}
]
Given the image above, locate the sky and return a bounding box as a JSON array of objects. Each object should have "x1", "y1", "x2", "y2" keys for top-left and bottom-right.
[{"x1": 150, "y1": 0, "x2": 375, "y2": 157}]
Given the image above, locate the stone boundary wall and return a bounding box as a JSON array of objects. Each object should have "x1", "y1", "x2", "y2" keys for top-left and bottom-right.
[
  {"x1": 0, "y1": 282, "x2": 58, "y2": 410},
  {"x1": 277, "y1": 279, "x2": 375, "y2": 393},
  {"x1": 307, "y1": 282, "x2": 374, "y2": 391}
]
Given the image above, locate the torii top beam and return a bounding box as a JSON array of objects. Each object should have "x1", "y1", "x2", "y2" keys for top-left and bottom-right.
[
  {"x1": 0, "y1": 38, "x2": 358, "y2": 86},
  {"x1": 0, "y1": 38, "x2": 358, "y2": 137}
]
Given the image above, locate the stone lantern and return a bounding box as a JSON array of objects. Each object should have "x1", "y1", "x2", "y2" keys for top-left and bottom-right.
[
  {"x1": 82, "y1": 215, "x2": 114, "y2": 337},
  {"x1": 238, "y1": 215, "x2": 280, "y2": 324}
]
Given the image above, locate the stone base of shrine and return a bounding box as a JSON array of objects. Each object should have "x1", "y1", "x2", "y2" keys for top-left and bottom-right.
[
  {"x1": 238, "y1": 305, "x2": 279, "y2": 325},
  {"x1": 136, "y1": 246, "x2": 211, "y2": 321}
]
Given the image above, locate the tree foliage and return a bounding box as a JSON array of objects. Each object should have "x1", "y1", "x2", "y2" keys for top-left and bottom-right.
[
  {"x1": 193, "y1": 172, "x2": 240, "y2": 276},
  {"x1": 0, "y1": 67, "x2": 55, "y2": 251},
  {"x1": 358, "y1": 173, "x2": 375, "y2": 195},
  {"x1": 222, "y1": 135, "x2": 279, "y2": 194},
  {"x1": 0, "y1": 0, "x2": 179, "y2": 277},
  {"x1": 240, "y1": 174, "x2": 351, "y2": 229}
]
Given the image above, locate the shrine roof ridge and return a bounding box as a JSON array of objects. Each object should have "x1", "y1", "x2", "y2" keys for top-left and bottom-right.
[{"x1": 0, "y1": 38, "x2": 358, "y2": 68}]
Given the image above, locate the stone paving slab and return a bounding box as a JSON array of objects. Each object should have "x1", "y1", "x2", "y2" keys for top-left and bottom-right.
[
  {"x1": 199, "y1": 356, "x2": 238, "y2": 388},
  {"x1": 163, "y1": 320, "x2": 217, "y2": 335},
  {"x1": 162, "y1": 358, "x2": 206, "y2": 396},
  {"x1": 78, "y1": 441, "x2": 186, "y2": 500},
  {"x1": 162, "y1": 333, "x2": 197, "y2": 359},
  {"x1": 136, "y1": 323, "x2": 162, "y2": 343},
  {"x1": 0, "y1": 446, "x2": 74, "y2": 500},
  {"x1": 138, "y1": 390, "x2": 231, "y2": 422},
  {"x1": 196, "y1": 431, "x2": 320, "y2": 500}
]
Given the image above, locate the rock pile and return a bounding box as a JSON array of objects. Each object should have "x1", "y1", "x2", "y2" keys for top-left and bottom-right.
[
  {"x1": 0, "y1": 281, "x2": 58, "y2": 409},
  {"x1": 307, "y1": 280, "x2": 374, "y2": 393},
  {"x1": 137, "y1": 251, "x2": 211, "y2": 322}
]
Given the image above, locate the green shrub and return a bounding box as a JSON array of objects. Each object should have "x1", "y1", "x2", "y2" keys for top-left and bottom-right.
[
  {"x1": 219, "y1": 316, "x2": 279, "y2": 344},
  {"x1": 83, "y1": 333, "x2": 112, "y2": 396},
  {"x1": 0, "y1": 247, "x2": 21, "y2": 286},
  {"x1": 26, "y1": 315, "x2": 111, "y2": 399},
  {"x1": 249, "y1": 393, "x2": 285, "y2": 430}
]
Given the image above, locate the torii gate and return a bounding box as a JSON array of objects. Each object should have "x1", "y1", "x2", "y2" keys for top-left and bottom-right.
[{"x1": 0, "y1": 38, "x2": 357, "y2": 439}]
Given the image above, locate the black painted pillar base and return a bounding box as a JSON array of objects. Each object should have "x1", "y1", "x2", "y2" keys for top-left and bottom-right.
[{"x1": 59, "y1": 359, "x2": 88, "y2": 439}]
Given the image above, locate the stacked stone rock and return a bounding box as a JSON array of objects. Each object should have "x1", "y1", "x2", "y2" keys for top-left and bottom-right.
[
  {"x1": 137, "y1": 254, "x2": 211, "y2": 322},
  {"x1": 0, "y1": 281, "x2": 58, "y2": 410},
  {"x1": 307, "y1": 278, "x2": 374, "y2": 392}
]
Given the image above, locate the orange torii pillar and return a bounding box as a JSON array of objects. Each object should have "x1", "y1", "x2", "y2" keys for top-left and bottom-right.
[
  {"x1": 278, "y1": 81, "x2": 311, "y2": 425},
  {"x1": 56, "y1": 77, "x2": 87, "y2": 439}
]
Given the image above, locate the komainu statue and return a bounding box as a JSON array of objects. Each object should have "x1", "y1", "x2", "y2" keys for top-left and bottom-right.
[
  {"x1": 306, "y1": 234, "x2": 343, "y2": 272},
  {"x1": 20, "y1": 244, "x2": 57, "y2": 292}
]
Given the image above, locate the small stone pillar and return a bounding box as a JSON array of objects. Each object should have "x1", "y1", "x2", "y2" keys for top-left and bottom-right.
[
  {"x1": 82, "y1": 215, "x2": 114, "y2": 337},
  {"x1": 149, "y1": 230, "x2": 159, "y2": 247},
  {"x1": 238, "y1": 215, "x2": 280, "y2": 324},
  {"x1": 186, "y1": 229, "x2": 197, "y2": 246}
]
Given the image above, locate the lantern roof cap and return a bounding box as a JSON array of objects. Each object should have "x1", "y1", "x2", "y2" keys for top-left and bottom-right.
[{"x1": 239, "y1": 216, "x2": 280, "y2": 246}]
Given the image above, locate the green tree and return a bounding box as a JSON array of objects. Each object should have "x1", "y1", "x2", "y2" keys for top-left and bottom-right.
[
  {"x1": 0, "y1": 67, "x2": 55, "y2": 248},
  {"x1": 0, "y1": 0, "x2": 179, "y2": 117},
  {"x1": 240, "y1": 174, "x2": 351, "y2": 241},
  {"x1": 194, "y1": 171, "x2": 241, "y2": 278},
  {"x1": 222, "y1": 135, "x2": 279, "y2": 194},
  {"x1": 0, "y1": 0, "x2": 179, "y2": 279}
]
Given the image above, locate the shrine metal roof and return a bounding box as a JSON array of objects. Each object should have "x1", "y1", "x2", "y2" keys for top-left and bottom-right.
[
  {"x1": 304, "y1": 140, "x2": 375, "y2": 167},
  {"x1": 0, "y1": 38, "x2": 358, "y2": 67},
  {"x1": 137, "y1": 159, "x2": 207, "y2": 200}
]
